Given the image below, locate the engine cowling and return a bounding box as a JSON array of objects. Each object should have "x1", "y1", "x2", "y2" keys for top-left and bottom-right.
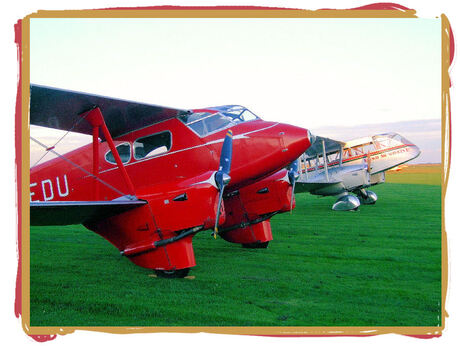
[{"x1": 219, "y1": 169, "x2": 292, "y2": 245}]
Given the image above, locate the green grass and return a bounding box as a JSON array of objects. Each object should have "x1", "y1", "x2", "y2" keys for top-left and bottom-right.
[{"x1": 30, "y1": 182, "x2": 442, "y2": 327}]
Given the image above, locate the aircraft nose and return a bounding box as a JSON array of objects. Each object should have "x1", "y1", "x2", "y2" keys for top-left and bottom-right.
[
  {"x1": 227, "y1": 122, "x2": 313, "y2": 189},
  {"x1": 411, "y1": 144, "x2": 421, "y2": 160},
  {"x1": 397, "y1": 134, "x2": 421, "y2": 160},
  {"x1": 279, "y1": 124, "x2": 312, "y2": 162}
]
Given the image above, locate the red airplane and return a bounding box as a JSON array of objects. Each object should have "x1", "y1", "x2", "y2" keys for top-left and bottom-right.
[{"x1": 29, "y1": 85, "x2": 313, "y2": 278}]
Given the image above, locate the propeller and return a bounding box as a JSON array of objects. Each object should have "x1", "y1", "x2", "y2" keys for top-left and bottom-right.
[
  {"x1": 212, "y1": 130, "x2": 233, "y2": 239},
  {"x1": 288, "y1": 159, "x2": 300, "y2": 213}
]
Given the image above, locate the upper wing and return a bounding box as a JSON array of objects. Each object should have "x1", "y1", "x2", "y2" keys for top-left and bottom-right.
[
  {"x1": 30, "y1": 84, "x2": 190, "y2": 140},
  {"x1": 304, "y1": 135, "x2": 345, "y2": 159},
  {"x1": 30, "y1": 199, "x2": 147, "y2": 226}
]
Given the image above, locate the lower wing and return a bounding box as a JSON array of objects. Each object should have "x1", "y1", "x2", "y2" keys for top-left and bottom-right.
[{"x1": 30, "y1": 199, "x2": 147, "y2": 226}]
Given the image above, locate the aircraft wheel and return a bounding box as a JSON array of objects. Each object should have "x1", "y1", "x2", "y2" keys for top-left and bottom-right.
[
  {"x1": 242, "y1": 241, "x2": 269, "y2": 249},
  {"x1": 154, "y1": 268, "x2": 190, "y2": 278}
]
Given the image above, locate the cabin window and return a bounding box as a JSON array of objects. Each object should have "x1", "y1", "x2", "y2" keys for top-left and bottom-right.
[
  {"x1": 134, "y1": 131, "x2": 172, "y2": 160},
  {"x1": 105, "y1": 143, "x2": 131, "y2": 164}
]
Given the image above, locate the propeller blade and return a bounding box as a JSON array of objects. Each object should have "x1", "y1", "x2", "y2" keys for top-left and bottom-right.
[
  {"x1": 213, "y1": 187, "x2": 225, "y2": 239},
  {"x1": 288, "y1": 160, "x2": 299, "y2": 213},
  {"x1": 289, "y1": 180, "x2": 296, "y2": 213},
  {"x1": 212, "y1": 130, "x2": 233, "y2": 238},
  {"x1": 219, "y1": 129, "x2": 233, "y2": 174},
  {"x1": 288, "y1": 160, "x2": 299, "y2": 185}
]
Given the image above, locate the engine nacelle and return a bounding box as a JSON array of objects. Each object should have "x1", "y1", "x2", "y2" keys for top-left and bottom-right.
[
  {"x1": 219, "y1": 169, "x2": 292, "y2": 244},
  {"x1": 85, "y1": 172, "x2": 225, "y2": 272},
  {"x1": 220, "y1": 220, "x2": 273, "y2": 246}
]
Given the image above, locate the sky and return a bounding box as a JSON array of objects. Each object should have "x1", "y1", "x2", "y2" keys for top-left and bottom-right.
[
  {"x1": 29, "y1": 17, "x2": 442, "y2": 164},
  {"x1": 4, "y1": 1, "x2": 458, "y2": 345}
]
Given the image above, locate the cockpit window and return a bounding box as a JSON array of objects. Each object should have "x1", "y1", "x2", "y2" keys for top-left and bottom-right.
[
  {"x1": 105, "y1": 143, "x2": 131, "y2": 165},
  {"x1": 179, "y1": 105, "x2": 259, "y2": 137},
  {"x1": 373, "y1": 133, "x2": 413, "y2": 149},
  {"x1": 134, "y1": 131, "x2": 172, "y2": 160}
]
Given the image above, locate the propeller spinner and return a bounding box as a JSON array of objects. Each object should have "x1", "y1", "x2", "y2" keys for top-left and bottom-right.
[{"x1": 213, "y1": 130, "x2": 233, "y2": 238}]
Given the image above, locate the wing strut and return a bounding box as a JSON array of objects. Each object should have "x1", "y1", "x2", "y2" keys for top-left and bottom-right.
[
  {"x1": 82, "y1": 107, "x2": 136, "y2": 197},
  {"x1": 92, "y1": 124, "x2": 100, "y2": 199},
  {"x1": 339, "y1": 147, "x2": 343, "y2": 167},
  {"x1": 321, "y1": 139, "x2": 329, "y2": 182}
]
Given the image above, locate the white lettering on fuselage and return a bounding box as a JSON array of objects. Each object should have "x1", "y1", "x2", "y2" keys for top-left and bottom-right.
[
  {"x1": 41, "y1": 179, "x2": 54, "y2": 201},
  {"x1": 371, "y1": 147, "x2": 409, "y2": 161},
  {"x1": 30, "y1": 174, "x2": 69, "y2": 202},
  {"x1": 56, "y1": 174, "x2": 69, "y2": 197},
  {"x1": 30, "y1": 183, "x2": 37, "y2": 202}
]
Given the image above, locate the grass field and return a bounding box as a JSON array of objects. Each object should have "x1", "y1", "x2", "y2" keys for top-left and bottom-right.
[
  {"x1": 29, "y1": 166, "x2": 442, "y2": 327},
  {"x1": 385, "y1": 164, "x2": 442, "y2": 185}
]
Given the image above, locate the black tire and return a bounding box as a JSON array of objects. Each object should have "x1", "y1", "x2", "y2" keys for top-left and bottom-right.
[
  {"x1": 154, "y1": 268, "x2": 190, "y2": 278},
  {"x1": 242, "y1": 241, "x2": 269, "y2": 249}
]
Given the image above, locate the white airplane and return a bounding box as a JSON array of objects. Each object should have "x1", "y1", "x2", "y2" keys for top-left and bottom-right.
[{"x1": 294, "y1": 132, "x2": 421, "y2": 211}]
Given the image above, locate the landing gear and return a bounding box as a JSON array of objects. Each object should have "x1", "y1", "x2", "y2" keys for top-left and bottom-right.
[
  {"x1": 332, "y1": 194, "x2": 360, "y2": 211},
  {"x1": 355, "y1": 189, "x2": 378, "y2": 205},
  {"x1": 242, "y1": 241, "x2": 269, "y2": 249},
  {"x1": 154, "y1": 268, "x2": 190, "y2": 278}
]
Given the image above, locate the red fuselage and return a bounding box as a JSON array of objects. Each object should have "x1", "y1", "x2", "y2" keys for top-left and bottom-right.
[{"x1": 30, "y1": 118, "x2": 310, "y2": 202}]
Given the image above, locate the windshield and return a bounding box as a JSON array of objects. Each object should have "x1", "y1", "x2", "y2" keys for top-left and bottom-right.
[
  {"x1": 179, "y1": 105, "x2": 259, "y2": 137},
  {"x1": 373, "y1": 133, "x2": 415, "y2": 149}
]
